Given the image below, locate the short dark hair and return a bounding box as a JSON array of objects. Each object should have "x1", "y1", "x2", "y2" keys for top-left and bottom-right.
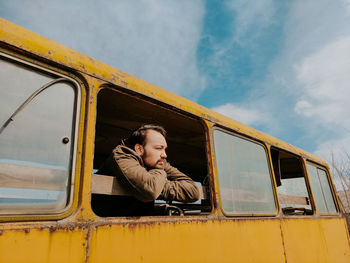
[{"x1": 126, "y1": 124, "x2": 166, "y2": 148}]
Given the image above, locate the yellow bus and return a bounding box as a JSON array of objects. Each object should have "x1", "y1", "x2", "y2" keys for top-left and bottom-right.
[{"x1": 0, "y1": 18, "x2": 349, "y2": 262}]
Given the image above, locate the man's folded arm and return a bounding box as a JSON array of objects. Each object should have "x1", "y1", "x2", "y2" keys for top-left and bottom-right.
[
  {"x1": 113, "y1": 152, "x2": 167, "y2": 202},
  {"x1": 160, "y1": 162, "x2": 200, "y2": 202}
]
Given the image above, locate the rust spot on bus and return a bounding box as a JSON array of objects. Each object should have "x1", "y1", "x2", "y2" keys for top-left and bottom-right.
[{"x1": 84, "y1": 225, "x2": 93, "y2": 262}]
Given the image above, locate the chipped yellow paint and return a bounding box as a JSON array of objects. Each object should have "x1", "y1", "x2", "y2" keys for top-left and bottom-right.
[
  {"x1": 75, "y1": 76, "x2": 104, "y2": 222},
  {"x1": 0, "y1": 17, "x2": 350, "y2": 263},
  {"x1": 281, "y1": 218, "x2": 350, "y2": 262},
  {"x1": 0, "y1": 225, "x2": 87, "y2": 263},
  {"x1": 88, "y1": 219, "x2": 285, "y2": 263}
]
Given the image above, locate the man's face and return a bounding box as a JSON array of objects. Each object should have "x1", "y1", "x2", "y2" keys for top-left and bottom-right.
[{"x1": 139, "y1": 129, "x2": 167, "y2": 169}]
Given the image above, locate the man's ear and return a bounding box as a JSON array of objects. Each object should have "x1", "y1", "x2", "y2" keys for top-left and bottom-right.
[{"x1": 134, "y1": 144, "x2": 144, "y2": 156}]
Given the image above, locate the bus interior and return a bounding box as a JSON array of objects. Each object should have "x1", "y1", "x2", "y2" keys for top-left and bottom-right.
[
  {"x1": 271, "y1": 148, "x2": 313, "y2": 215},
  {"x1": 91, "y1": 87, "x2": 212, "y2": 217}
]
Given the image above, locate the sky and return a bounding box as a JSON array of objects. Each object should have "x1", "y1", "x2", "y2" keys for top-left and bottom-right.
[{"x1": 1, "y1": 0, "x2": 350, "y2": 166}]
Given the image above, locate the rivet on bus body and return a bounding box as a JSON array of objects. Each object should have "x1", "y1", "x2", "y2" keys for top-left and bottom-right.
[{"x1": 62, "y1": 137, "x2": 70, "y2": 144}]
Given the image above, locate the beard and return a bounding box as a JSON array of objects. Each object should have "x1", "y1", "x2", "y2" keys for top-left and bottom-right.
[{"x1": 142, "y1": 149, "x2": 165, "y2": 169}]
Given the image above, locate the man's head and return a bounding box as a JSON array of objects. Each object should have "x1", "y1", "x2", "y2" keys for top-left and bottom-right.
[{"x1": 128, "y1": 124, "x2": 167, "y2": 169}]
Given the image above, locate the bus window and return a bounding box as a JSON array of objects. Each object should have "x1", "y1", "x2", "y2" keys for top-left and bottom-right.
[
  {"x1": 271, "y1": 148, "x2": 313, "y2": 215},
  {"x1": 0, "y1": 55, "x2": 79, "y2": 214},
  {"x1": 91, "y1": 87, "x2": 211, "y2": 217},
  {"x1": 306, "y1": 163, "x2": 337, "y2": 215},
  {"x1": 213, "y1": 129, "x2": 276, "y2": 215}
]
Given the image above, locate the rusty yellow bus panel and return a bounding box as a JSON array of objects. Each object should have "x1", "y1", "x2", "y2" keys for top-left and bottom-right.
[
  {"x1": 0, "y1": 225, "x2": 87, "y2": 263},
  {"x1": 281, "y1": 218, "x2": 350, "y2": 262},
  {"x1": 88, "y1": 219, "x2": 285, "y2": 263}
]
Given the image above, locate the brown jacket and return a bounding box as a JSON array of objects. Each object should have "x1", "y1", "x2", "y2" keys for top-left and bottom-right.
[{"x1": 98, "y1": 145, "x2": 200, "y2": 203}]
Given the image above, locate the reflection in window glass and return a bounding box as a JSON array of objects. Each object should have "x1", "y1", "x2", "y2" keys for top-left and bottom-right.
[
  {"x1": 213, "y1": 130, "x2": 276, "y2": 215},
  {"x1": 0, "y1": 56, "x2": 77, "y2": 214},
  {"x1": 307, "y1": 164, "x2": 337, "y2": 214}
]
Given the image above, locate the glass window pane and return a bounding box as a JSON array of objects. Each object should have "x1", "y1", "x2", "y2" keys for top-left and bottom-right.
[
  {"x1": 0, "y1": 56, "x2": 77, "y2": 214},
  {"x1": 213, "y1": 129, "x2": 276, "y2": 215},
  {"x1": 317, "y1": 169, "x2": 337, "y2": 214},
  {"x1": 307, "y1": 164, "x2": 337, "y2": 214},
  {"x1": 307, "y1": 164, "x2": 328, "y2": 213}
]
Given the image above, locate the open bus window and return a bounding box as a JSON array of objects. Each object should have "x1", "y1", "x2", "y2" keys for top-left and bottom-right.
[
  {"x1": 91, "y1": 87, "x2": 211, "y2": 217},
  {"x1": 306, "y1": 163, "x2": 337, "y2": 215},
  {"x1": 213, "y1": 129, "x2": 276, "y2": 215},
  {"x1": 271, "y1": 148, "x2": 313, "y2": 215},
  {"x1": 0, "y1": 55, "x2": 79, "y2": 214}
]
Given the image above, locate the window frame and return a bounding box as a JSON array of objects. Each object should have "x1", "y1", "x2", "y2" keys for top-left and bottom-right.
[
  {"x1": 270, "y1": 147, "x2": 315, "y2": 216},
  {"x1": 90, "y1": 85, "x2": 213, "y2": 218},
  {"x1": 0, "y1": 51, "x2": 82, "y2": 219},
  {"x1": 305, "y1": 160, "x2": 339, "y2": 216},
  {"x1": 212, "y1": 127, "x2": 278, "y2": 217}
]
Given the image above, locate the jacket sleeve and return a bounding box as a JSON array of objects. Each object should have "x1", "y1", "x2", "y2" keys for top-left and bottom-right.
[
  {"x1": 113, "y1": 148, "x2": 167, "y2": 202},
  {"x1": 160, "y1": 162, "x2": 200, "y2": 202}
]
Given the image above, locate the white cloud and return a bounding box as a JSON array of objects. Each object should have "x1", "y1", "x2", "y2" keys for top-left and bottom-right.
[
  {"x1": 344, "y1": 0, "x2": 350, "y2": 13},
  {"x1": 293, "y1": 35, "x2": 350, "y2": 162},
  {"x1": 294, "y1": 100, "x2": 312, "y2": 116},
  {"x1": 226, "y1": 0, "x2": 276, "y2": 42},
  {"x1": 1, "y1": 0, "x2": 206, "y2": 99},
  {"x1": 211, "y1": 103, "x2": 263, "y2": 126},
  {"x1": 245, "y1": 0, "x2": 350, "y2": 158},
  {"x1": 294, "y1": 36, "x2": 350, "y2": 125},
  {"x1": 314, "y1": 137, "x2": 350, "y2": 162}
]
